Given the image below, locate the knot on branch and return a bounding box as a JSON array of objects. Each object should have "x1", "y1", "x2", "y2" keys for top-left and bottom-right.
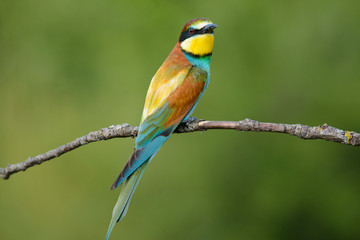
[
  {"x1": 241, "y1": 118, "x2": 260, "y2": 131},
  {"x1": 102, "y1": 124, "x2": 139, "y2": 139}
]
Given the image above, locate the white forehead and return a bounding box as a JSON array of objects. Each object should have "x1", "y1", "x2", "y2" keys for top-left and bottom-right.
[{"x1": 191, "y1": 20, "x2": 212, "y2": 30}]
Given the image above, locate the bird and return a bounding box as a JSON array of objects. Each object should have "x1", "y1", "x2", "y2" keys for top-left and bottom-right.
[{"x1": 105, "y1": 18, "x2": 218, "y2": 240}]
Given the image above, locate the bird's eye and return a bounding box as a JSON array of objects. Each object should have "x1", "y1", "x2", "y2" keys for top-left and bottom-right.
[{"x1": 188, "y1": 28, "x2": 194, "y2": 34}]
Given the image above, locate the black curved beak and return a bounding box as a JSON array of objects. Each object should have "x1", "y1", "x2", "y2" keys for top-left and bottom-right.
[{"x1": 201, "y1": 23, "x2": 218, "y2": 34}]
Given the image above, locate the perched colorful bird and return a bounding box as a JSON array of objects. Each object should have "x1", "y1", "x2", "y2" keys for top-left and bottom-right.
[{"x1": 106, "y1": 18, "x2": 218, "y2": 239}]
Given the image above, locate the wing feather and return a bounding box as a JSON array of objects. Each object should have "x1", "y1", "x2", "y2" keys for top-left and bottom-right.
[{"x1": 141, "y1": 66, "x2": 191, "y2": 122}]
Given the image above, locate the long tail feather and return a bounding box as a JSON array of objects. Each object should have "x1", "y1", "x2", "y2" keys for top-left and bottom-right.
[{"x1": 105, "y1": 160, "x2": 149, "y2": 240}]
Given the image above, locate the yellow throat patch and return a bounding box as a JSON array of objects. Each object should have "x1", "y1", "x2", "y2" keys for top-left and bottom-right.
[{"x1": 180, "y1": 33, "x2": 214, "y2": 56}]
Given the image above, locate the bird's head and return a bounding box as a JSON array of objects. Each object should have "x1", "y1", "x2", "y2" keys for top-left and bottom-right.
[{"x1": 179, "y1": 18, "x2": 218, "y2": 57}]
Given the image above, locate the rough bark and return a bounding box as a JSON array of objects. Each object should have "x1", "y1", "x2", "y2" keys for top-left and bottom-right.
[{"x1": 1, "y1": 117, "x2": 359, "y2": 180}]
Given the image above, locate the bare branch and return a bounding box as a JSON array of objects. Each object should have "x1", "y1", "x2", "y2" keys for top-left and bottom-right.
[{"x1": 1, "y1": 117, "x2": 359, "y2": 180}]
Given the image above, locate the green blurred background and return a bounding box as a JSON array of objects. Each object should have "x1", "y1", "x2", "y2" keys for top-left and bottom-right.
[{"x1": 1, "y1": 0, "x2": 359, "y2": 239}]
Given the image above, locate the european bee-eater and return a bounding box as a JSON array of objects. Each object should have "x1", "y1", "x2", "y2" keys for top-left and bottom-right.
[{"x1": 106, "y1": 18, "x2": 218, "y2": 239}]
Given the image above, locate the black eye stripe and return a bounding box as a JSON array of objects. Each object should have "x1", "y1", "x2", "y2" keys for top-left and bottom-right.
[
  {"x1": 179, "y1": 27, "x2": 209, "y2": 42},
  {"x1": 189, "y1": 28, "x2": 201, "y2": 35}
]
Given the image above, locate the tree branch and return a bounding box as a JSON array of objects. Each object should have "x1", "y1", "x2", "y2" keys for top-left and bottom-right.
[{"x1": 1, "y1": 117, "x2": 359, "y2": 180}]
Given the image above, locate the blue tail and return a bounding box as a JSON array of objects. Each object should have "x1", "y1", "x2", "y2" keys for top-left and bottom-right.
[
  {"x1": 106, "y1": 128, "x2": 173, "y2": 239},
  {"x1": 105, "y1": 160, "x2": 149, "y2": 240}
]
